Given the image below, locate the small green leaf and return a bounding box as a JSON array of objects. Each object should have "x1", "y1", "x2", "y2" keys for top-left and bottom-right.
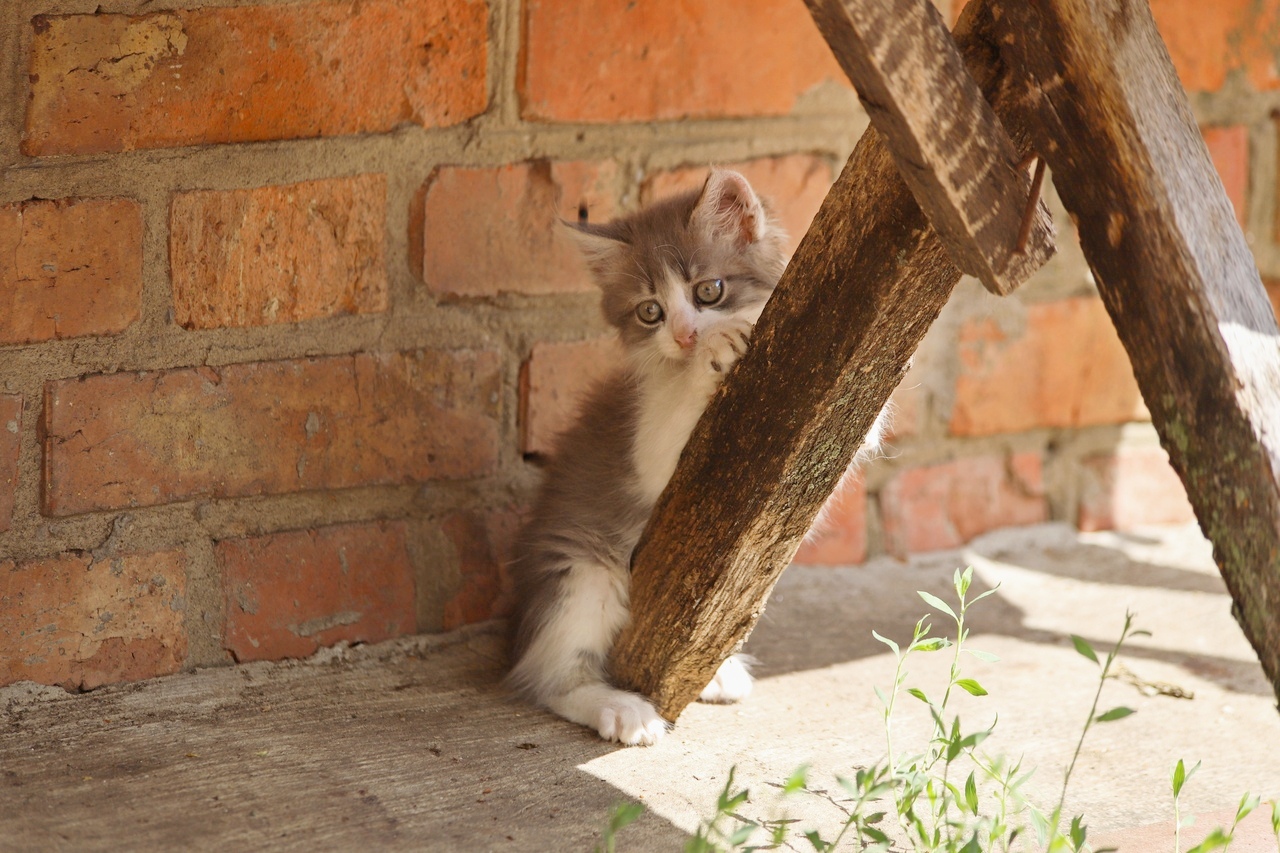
[
  {"x1": 1236, "y1": 792, "x2": 1260, "y2": 825},
  {"x1": 964, "y1": 648, "x2": 1001, "y2": 663},
  {"x1": 873, "y1": 685, "x2": 889, "y2": 708},
  {"x1": 727, "y1": 822, "x2": 757, "y2": 846},
  {"x1": 1071, "y1": 634, "x2": 1099, "y2": 665},
  {"x1": 914, "y1": 637, "x2": 951, "y2": 652},
  {"x1": 1185, "y1": 827, "x2": 1232, "y2": 853},
  {"x1": 969, "y1": 582, "x2": 1002, "y2": 605},
  {"x1": 872, "y1": 629, "x2": 899, "y2": 656},
  {"x1": 1173, "y1": 758, "x2": 1187, "y2": 797},
  {"x1": 803, "y1": 829, "x2": 828, "y2": 852},
  {"x1": 1070, "y1": 815, "x2": 1088, "y2": 850},
  {"x1": 1095, "y1": 706, "x2": 1135, "y2": 723},
  {"x1": 955, "y1": 678, "x2": 988, "y2": 697},
  {"x1": 836, "y1": 774, "x2": 858, "y2": 798},
  {"x1": 906, "y1": 687, "x2": 930, "y2": 705},
  {"x1": 607, "y1": 801, "x2": 645, "y2": 833},
  {"x1": 782, "y1": 765, "x2": 809, "y2": 795},
  {"x1": 918, "y1": 590, "x2": 957, "y2": 619},
  {"x1": 964, "y1": 772, "x2": 979, "y2": 814}
]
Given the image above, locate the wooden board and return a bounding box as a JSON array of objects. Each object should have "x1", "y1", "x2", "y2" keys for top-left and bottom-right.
[
  {"x1": 991, "y1": 0, "x2": 1280, "y2": 704},
  {"x1": 805, "y1": 0, "x2": 1054, "y2": 295},
  {"x1": 609, "y1": 1, "x2": 1055, "y2": 721}
]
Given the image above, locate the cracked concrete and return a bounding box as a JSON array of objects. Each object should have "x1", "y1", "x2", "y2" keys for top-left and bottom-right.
[{"x1": 3, "y1": 522, "x2": 1278, "y2": 851}]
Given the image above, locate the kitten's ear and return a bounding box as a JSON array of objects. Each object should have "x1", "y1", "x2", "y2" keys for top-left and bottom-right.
[
  {"x1": 562, "y1": 220, "x2": 628, "y2": 281},
  {"x1": 690, "y1": 169, "x2": 767, "y2": 247}
]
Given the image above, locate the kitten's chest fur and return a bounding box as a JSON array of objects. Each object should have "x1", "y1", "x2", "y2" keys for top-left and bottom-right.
[{"x1": 631, "y1": 367, "x2": 719, "y2": 508}]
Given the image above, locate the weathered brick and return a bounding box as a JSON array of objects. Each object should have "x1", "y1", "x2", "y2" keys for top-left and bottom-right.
[
  {"x1": 441, "y1": 509, "x2": 522, "y2": 630},
  {"x1": 24, "y1": 0, "x2": 488, "y2": 155},
  {"x1": 793, "y1": 476, "x2": 867, "y2": 565},
  {"x1": 520, "y1": 0, "x2": 848, "y2": 122},
  {"x1": 880, "y1": 452, "x2": 1048, "y2": 555},
  {"x1": 642, "y1": 155, "x2": 836, "y2": 255},
  {"x1": 171, "y1": 175, "x2": 388, "y2": 330},
  {"x1": 420, "y1": 160, "x2": 621, "y2": 297},
  {"x1": 0, "y1": 198, "x2": 142, "y2": 346},
  {"x1": 44, "y1": 350, "x2": 500, "y2": 516},
  {"x1": 1201, "y1": 125, "x2": 1248, "y2": 227},
  {"x1": 520, "y1": 336, "x2": 625, "y2": 456},
  {"x1": 0, "y1": 549, "x2": 187, "y2": 689},
  {"x1": 220, "y1": 521, "x2": 415, "y2": 662},
  {"x1": 1148, "y1": 0, "x2": 1280, "y2": 93},
  {"x1": 0, "y1": 396, "x2": 19, "y2": 533},
  {"x1": 1078, "y1": 446, "x2": 1196, "y2": 532},
  {"x1": 950, "y1": 297, "x2": 1148, "y2": 437}
]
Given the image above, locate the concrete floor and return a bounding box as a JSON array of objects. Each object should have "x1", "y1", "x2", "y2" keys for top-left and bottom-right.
[{"x1": 3, "y1": 522, "x2": 1279, "y2": 851}]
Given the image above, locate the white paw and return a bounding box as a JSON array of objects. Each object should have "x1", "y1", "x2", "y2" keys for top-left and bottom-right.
[
  {"x1": 699, "y1": 655, "x2": 753, "y2": 704},
  {"x1": 596, "y1": 693, "x2": 668, "y2": 746},
  {"x1": 703, "y1": 320, "x2": 752, "y2": 375}
]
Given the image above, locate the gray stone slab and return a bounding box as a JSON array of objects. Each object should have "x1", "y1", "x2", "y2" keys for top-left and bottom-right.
[{"x1": 3, "y1": 523, "x2": 1278, "y2": 851}]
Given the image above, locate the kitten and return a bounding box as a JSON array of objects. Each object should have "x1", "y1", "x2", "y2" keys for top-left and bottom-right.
[{"x1": 508, "y1": 169, "x2": 885, "y2": 746}]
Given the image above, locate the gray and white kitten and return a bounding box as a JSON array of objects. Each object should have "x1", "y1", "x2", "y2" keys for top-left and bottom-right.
[{"x1": 508, "y1": 169, "x2": 884, "y2": 746}]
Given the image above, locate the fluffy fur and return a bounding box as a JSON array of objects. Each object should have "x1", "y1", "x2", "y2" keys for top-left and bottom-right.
[{"x1": 507, "y1": 169, "x2": 885, "y2": 746}]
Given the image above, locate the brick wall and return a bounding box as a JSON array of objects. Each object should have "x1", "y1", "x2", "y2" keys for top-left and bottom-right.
[{"x1": 1, "y1": 0, "x2": 1274, "y2": 689}]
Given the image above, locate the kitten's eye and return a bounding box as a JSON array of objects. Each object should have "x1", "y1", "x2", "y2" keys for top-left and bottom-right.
[
  {"x1": 694, "y1": 278, "x2": 724, "y2": 306},
  {"x1": 635, "y1": 300, "x2": 664, "y2": 325}
]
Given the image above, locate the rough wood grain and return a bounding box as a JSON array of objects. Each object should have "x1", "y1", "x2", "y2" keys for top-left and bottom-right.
[
  {"x1": 805, "y1": 0, "x2": 1053, "y2": 295},
  {"x1": 609, "y1": 1, "x2": 1055, "y2": 721},
  {"x1": 993, "y1": 0, "x2": 1280, "y2": 704}
]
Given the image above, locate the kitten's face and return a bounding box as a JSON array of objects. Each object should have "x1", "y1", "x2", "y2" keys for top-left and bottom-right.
[{"x1": 570, "y1": 170, "x2": 788, "y2": 372}]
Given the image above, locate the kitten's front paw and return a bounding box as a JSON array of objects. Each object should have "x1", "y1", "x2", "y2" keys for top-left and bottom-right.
[
  {"x1": 699, "y1": 655, "x2": 753, "y2": 704},
  {"x1": 704, "y1": 321, "x2": 752, "y2": 375},
  {"x1": 597, "y1": 693, "x2": 668, "y2": 746}
]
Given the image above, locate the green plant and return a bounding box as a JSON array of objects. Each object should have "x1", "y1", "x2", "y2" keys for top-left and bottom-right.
[
  {"x1": 599, "y1": 567, "x2": 1277, "y2": 852},
  {"x1": 1170, "y1": 760, "x2": 1260, "y2": 853},
  {"x1": 596, "y1": 801, "x2": 645, "y2": 853}
]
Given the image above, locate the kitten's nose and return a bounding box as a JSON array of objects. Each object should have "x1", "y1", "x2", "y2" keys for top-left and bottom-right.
[{"x1": 674, "y1": 328, "x2": 698, "y2": 351}]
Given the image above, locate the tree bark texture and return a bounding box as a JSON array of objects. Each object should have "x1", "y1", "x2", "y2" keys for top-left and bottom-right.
[
  {"x1": 993, "y1": 0, "x2": 1280, "y2": 704},
  {"x1": 609, "y1": 1, "x2": 1055, "y2": 721},
  {"x1": 805, "y1": 0, "x2": 1054, "y2": 296}
]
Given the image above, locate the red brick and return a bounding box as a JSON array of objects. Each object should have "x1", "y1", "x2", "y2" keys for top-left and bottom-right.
[
  {"x1": 0, "y1": 549, "x2": 187, "y2": 689},
  {"x1": 0, "y1": 198, "x2": 142, "y2": 345},
  {"x1": 220, "y1": 521, "x2": 414, "y2": 662},
  {"x1": 441, "y1": 509, "x2": 523, "y2": 630},
  {"x1": 1149, "y1": 0, "x2": 1280, "y2": 93},
  {"x1": 0, "y1": 396, "x2": 19, "y2": 533},
  {"x1": 642, "y1": 155, "x2": 835, "y2": 255},
  {"x1": 950, "y1": 297, "x2": 1148, "y2": 437},
  {"x1": 420, "y1": 160, "x2": 621, "y2": 297},
  {"x1": 880, "y1": 452, "x2": 1048, "y2": 555},
  {"x1": 24, "y1": 0, "x2": 487, "y2": 155},
  {"x1": 171, "y1": 175, "x2": 388, "y2": 330},
  {"x1": 520, "y1": 0, "x2": 848, "y2": 122},
  {"x1": 1078, "y1": 446, "x2": 1196, "y2": 532},
  {"x1": 44, "y1": 350, "x2": 500, "y2": 516},
  {"x1": 1201, "y1": 125, "x2": 1248, "y2": 227},
  {"x1": 520, "y1": 336, "x2": 625, "y2": 456},
  {"x1": 793, "y1": 476, "x2": 868, "y2": 565}
]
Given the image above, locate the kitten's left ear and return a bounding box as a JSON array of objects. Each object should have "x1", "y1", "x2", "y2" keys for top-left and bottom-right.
[
  {"x1": 690, "y1": 169, "x2": 767, "y2": 247},
  {"x1": 562, "y1": 220, "x2": 629, "y2": 281}
]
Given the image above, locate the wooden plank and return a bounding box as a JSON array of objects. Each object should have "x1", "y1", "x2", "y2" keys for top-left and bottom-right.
[
  {"x1": 608, "y1": 1, "x2": 1055, "y2": 721},
  {"x1": 805, "y1": 0, "x2": 1054, "y2": 295},
  {"x1": 992, "y1": 0, "x2": 1280, "y2": 704}
]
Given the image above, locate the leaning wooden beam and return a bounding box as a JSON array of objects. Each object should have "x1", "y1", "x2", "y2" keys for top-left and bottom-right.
[
  {"x1": 992, "y1": 0, "x2": 1280, "y2": 703},
  {"x1": 805, "y1": 0, "x2": 1052, "y2": 296},
  {"x1": 609, "y1": 1, "x2": 1055, "y2": 721}
]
